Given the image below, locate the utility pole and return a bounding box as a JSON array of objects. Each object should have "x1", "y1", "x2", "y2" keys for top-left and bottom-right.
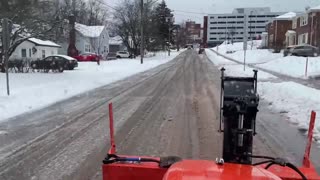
[
  {"x1": 140, "y1": 0, "x2": 144, "y2": 64},
  {"x1": 250, "y1": 11, "x2": 254, "y2": 50},
  {"x1": 166, "y1": 17, "x2": 174, "y2": 56},
  {"x1": 2, "y1": 18, "x2": 11, "y2": 96}
]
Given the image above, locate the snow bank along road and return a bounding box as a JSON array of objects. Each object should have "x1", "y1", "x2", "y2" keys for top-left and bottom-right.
[
  {"x1": 0, "y1": 51, "x2": 180, "y2": 122},
  {"x1": 0, "y1": 50, "x2": 319, "y2": 180}
]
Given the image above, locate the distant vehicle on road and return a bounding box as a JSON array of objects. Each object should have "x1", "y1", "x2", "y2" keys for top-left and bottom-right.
[
  {"x1": 284, "y1": 45, "x2": 319, "y2": 57},
  {"x1": 73, "y1": 53, "x2": 102, "y2": 62},
  {"x1": 185, "y1": 44, "x2": 193, "y2": 49},
  {"x1": 116, "y1": 51, "x2": 131, "y2": 58}
]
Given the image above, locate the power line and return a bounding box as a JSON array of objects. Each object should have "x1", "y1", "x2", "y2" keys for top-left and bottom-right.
[{"x1": 173, "y1": 9, "x2": 209, "y2": 15}]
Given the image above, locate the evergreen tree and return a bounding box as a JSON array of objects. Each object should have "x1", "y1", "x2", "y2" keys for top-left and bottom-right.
[{"x1": 152, "y1": 0, "x2": 173, "y2": 50}]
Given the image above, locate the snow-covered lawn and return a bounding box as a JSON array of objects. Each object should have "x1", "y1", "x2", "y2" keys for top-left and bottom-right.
[
  {"x1": 205, "y1": 49, "x2": 276, "y2": 80},
  {"x1": 259, "y1": 82, "x2": 320, "y2": 139},
  {"x1": 258, "y1": 56, "x2": 320, "y2": 78},
  {"x1": 0, "y1": 51, "x2": 182, "y2": 122},
  {"x1": 212, "y1": 41, "x2": 283, "y2": 64},
  {"x1": 206, "y1": 48, "x2": 320, "y2": 142},
  {"x1": 212, "y1": 41, "x2": 320, "y2": 78}
]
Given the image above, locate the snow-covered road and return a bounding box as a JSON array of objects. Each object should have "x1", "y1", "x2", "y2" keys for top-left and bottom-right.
[{"x1": 0, "y1": 51, "x2": 181, "y2": 122}]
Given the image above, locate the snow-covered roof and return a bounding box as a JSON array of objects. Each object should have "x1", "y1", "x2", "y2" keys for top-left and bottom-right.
[
  {"x1": 109, "y1": 36, "x2": 123, "y2": 45},
  {"x1": 75, "y1": 23, "x2": 105, "y2": 38},
  {"x1": 309, "y1": 5, "x2": 320, "y2": 12},
  {"x1": 287, "y1": 30, "x2": 296, "y2": 34},
  {"x1": 28, "y1": 38, "x2": 61, "y2": 48},
  {"x1": 275, "y1": 12, "x2": 296, "y2": 20}
]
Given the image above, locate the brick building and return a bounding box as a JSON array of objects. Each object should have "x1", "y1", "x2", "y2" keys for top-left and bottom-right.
[
  {"x1": 288, "y1": 6, "x2": 320, "y2": 47},
  {"x1": 185, "y1": 21, "x2": 202, "y2": 44},
  {"x1": 267, "y1": 12, "x2": 296, "y2": 49}
]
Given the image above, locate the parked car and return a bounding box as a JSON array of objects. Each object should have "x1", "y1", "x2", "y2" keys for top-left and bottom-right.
[
  {"x1": 31, "y1": 55, "x2": 78, "y2": 72},
  {"x1": 55, "y1": 55, "x2": 78, "y2": 70},
  {"x1": 116, "y1": 51, "x2": 131, "y2": 58},
  {"x1": 284, "y1": 45, "x2": 319, "y2": 57},
  {"x1": 73, "y1": 53, "x2": 101, "y2": 62}
]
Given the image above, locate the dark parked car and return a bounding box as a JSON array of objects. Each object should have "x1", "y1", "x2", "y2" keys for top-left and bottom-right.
[
  {"x1": 284, "y1": 45, "x2": 319, "y2": 57},
  {"x1": 31, "y1": 55, "x2": 78, "y2": 73}
]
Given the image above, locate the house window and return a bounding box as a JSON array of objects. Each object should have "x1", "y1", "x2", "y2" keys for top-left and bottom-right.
[
  {"x1": 300, "y1": 15, "x2": 308, "y2": 26},
  {"x1": 21, "y1": 49, "x2": 27, "y2": 58},
  {"x1": 52, "y1": 51, "x2": 54, "y2": 55},
  {"x1": 42, "y1": 50, "x2": 45, "y2": 58},
  {"x1": 298, "y1": 33, "x2": 308, "y2": 44},
  {"x1": 85, "y1": 44, "x2": 91, "y2": 52},
  {"x1": 292, "y1": 19, "x2": 297, "y2": 29},
  {"x1": 29, "y1": 49, "x2": 32, "y2": 57}
]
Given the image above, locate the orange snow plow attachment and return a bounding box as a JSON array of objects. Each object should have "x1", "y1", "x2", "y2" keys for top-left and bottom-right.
[{"x1": 102, "y1": 103, "x2": 319, "y2": 180}]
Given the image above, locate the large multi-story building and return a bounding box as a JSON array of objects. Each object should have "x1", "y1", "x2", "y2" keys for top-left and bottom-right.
[{"x1": 207, "y1": 7, "x2": 284, "y2": 47}]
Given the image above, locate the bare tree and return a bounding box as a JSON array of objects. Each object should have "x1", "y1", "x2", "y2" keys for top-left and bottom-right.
[
  {"x1": 0, "y1": 0, "x2": 65, "y2": 72},
  {"x1": 113, "y1": 0, "x2": 142, "y2": 55}
]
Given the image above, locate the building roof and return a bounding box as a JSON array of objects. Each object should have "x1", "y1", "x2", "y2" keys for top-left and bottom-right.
[
  {"x1": 275, "y1": 12, "x2": 296, "y2": 20},
  {"x1": 109, "y1": 36, "x2": 123, "y2": 45},
  {"x1": 75, "y1": 23, "x2": 105, "y2": 38},
  {"x1": 28, "y1": 38, "x2": 61, "y2": 48},
  {"x1": 308, "y1": 5, "x2": 320, "y2": 12},
  {"x1": 286, "y1": 30, "x2": 296, "y2": 34}
]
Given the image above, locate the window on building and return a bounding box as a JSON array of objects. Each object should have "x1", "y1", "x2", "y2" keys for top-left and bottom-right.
[
  {"x1": 218, "y1": 22, "x2": 226, "y2": 24},
  {"x1": 237, "y1": 21, "x2": 244, "y2": 24},
  {"x1": 210, "y1": 38, "x2": 217, "y2": 40},
  {"x1": 292, "y1": 19, "x2": 297, "y2": 29},
  {"x1": 210, "y1": 16, "x2": 215, "y2": 19},
  {"x1": 218, "y1": 27, "x2": 226, "y2": 29},
  {"x1": 237, "y1": 16, "x2": 244, "y2": 18},
  {"x1": 300, "y1": 15, "x2": 308, "y2": 26},
  {"x1": 256, "y1": 26, "x2": 266, "y2": 28},
  {"x1": 42, "y1": 50, "x2": 45, "y2": 58},
  {"x1": 228, "y1": 21, "x2": 236, "y2": 24},
  {"x1": 218, "y1": 16, "x2": 226, "y2": 19},
  {"x1": 249, "y1": 15, "x2": 256, "y2": 18},
  {"x1": 257, "y1": 15, "x2": 266, "y2": 18},
  {"x1": 256, "y1": 21, "x2": 266, "y2": 23},
  {"x1": 210, "y1": 27, "x2": 217, "y2": 29},
  {"x1": 248, "y1": 21, "x2": 256, "y2": 23},
  {"x1": 298, "y1": 33, "x2": 308, "y2": 44},
  {"x1": 85, "y1": 44, "x2": 91, "y2": 52},
  {"x1": 29, "y1": 49, "x2": 32, "y2": 57},
  {"x1": 210, "y1": 22, "x2": 217, "y2": 24},
  {"x1": 227, "y1": 16, "x2": 236, "y2": 18},
  {"x1": 21, "y1": 49, "x2": 27, "y2": 58}
]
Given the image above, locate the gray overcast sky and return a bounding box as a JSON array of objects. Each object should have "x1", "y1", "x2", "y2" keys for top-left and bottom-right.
[{"x1": 106, "y1": 0, "x2": 320, "y2": 24}]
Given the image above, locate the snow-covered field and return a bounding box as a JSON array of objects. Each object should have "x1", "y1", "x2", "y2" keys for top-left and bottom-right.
[
  {"x1": 0, "y1": 51, "x2": 182, "y2": 122},
  {"x1": 206, "y1": 48, "x2": 320, "y2": 141},
  {"x1": 212, "y1": 41, "x2": 320, "y2": 78},
  {"x1": 205, "y1": 49, "x2": 276, "y2": 80}
]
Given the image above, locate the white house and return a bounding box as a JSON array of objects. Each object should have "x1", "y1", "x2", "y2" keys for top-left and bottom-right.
[
  {"x1": 59, "y1": 23, "x2": 109, "y2": 60},
  {"x1": 10, "y1": 38, "x2": 61, "y2": 60}
]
